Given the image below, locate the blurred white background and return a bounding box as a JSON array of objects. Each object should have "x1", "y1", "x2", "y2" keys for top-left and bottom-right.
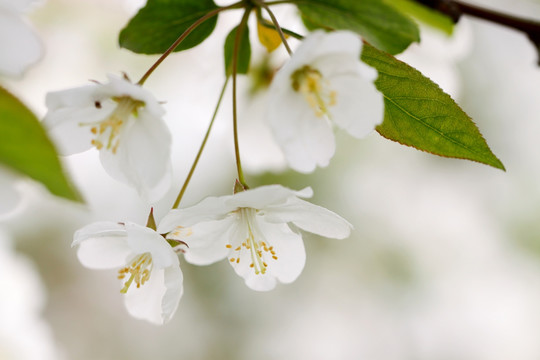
[{"x1": 2, "y1": 0, "x2": 540, "y2": 359}]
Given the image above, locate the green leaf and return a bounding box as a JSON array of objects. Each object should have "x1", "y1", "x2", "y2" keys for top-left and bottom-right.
[
  {"x1": 361, "y1": 44, "x2": 505, "y2": 170},
  {"x1": 296, "y1": 0, "x2": 420, "y2": 55},
  {"x1": 224, "y1": 25, "x2": 251, "y2": 76},
  {"x1": 119, "y1": 0, "x2": 219, "y2": 55},
  {"x1": 385, "y1": 0, "x2": 454, "y2": 35},
  {"x1": 0, "y1": 87, "x2": 82, "y2": 201}
]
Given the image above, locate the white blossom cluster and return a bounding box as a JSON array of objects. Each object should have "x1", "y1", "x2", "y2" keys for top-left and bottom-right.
[
  {"x1": 2, "y1": 6, "x2": 384, "y2": 324},
  {"x1": 46, "y1": 30, "x2": 384, "y2": 324}
]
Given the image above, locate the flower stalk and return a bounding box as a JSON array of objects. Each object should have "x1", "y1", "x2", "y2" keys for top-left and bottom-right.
[
  {"x1": 172, "y1": 77, "x2": 230, "y2": 209},
  {"x1": 137, "y1": 1, "x2": 245, "y2": 86},
  {"x1": 231, "y1": 6, "x2": 253, "y2": 189}
]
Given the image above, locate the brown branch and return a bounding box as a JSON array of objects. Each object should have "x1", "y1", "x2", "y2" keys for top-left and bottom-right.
[{"x1": 415, "y1": 0, "x2": 540, "y2": 64}]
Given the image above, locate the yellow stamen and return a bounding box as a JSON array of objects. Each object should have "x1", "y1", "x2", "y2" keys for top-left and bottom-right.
[
  {"x1": 291, "y1": 65, "x2": 336, "y2": 118},
  {"x1": 118, "y1": 253, "x2": 153, "y2": 294}
]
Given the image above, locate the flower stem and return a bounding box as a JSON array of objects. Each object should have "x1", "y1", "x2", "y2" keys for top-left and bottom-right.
[
  {"x1": 232, "y1": 7, "x2": 252, "y2": 189},
  {"x1": 253, "y1": 0, "x2": 292, "y2": 55},
  {"x1": 172, "y1": 77, "x2": 230, "y2": 209},
  {"x1": 257, "y1": 15, "x2": 304, "y2": 40},
  {"x1": 137, "y1": 1, "x2": 245, "y2": 86}
]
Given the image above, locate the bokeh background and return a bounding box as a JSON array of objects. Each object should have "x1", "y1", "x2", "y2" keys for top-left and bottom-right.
[{"x1": 2, "y1": 0, "x2": 540, "y2": 359}]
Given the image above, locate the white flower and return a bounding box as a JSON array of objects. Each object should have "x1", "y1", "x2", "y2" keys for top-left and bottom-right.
[
  {"x1": 0, "y1": 0, "x2": 42, "y2": 76},
  {"x1": 43, "y1": 74, "x2": 172, "y2": 202},
  {"x1": 158, "y1": 184, "x2": 351, "y2": 291},
  {"x1": 267, "y1": 30, "x2": 384, "y2": 173},
  {"x1": 72, "y1": 221, "x2": 183, "y2": 325}
]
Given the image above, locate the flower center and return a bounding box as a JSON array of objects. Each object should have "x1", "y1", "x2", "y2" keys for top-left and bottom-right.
[
  {"x1": 226, "y1": 208, "x2": 278, "y2": 275},
  {"x1": 117, "y1": 252, "x2": 153, "y2": 293},
  {"x1": 291, "y1": 65, "x2": 337, "y2": 118},
  {"x1": 86, "y1": 96, "x2": 144, "y2": 154}
]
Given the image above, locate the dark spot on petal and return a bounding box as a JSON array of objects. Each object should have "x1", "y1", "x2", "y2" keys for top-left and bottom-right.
[{"x1": 94, "y1": 101, "x2": 102, "y2": 109}]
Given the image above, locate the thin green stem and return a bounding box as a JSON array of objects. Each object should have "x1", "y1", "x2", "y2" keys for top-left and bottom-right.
[
  {"x1": 263, "y1": 0, "x2": 298, "y2": 6},
  {"x1": 254, "y1": 0, "x2": 292, "y2": 55},
  {"x1": 232, "y1": 7, "x2": 252, "y2": 189},
  {"x1": 137, "y1": 1, "x2": 245, "y2": 86},
  {"x1": 172, "y1": 77, "x2": 230, "y2": 209},
  {"x1": 258, "y1": 16, "x2": 304, "y2": 40}
]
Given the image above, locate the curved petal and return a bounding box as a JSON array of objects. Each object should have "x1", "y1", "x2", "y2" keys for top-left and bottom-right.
[
  {"x1": 160, "y1": 264, "x2": 183, "y2": 324},
  {"x1": 73, "y1": 222, "x2": 132, "y2": 269},
  {"x1": 263, "y1": 197, "x2": 352, "y2": 239},
  {"x1": 124, "y1": 222, "x2": 175, "y2": 269},
  {"x1": 157, "y1": 198, "x2": 232, "y2": 233},
  {"x1": 328, "y1": 74, "x2": 384, "y2": 138},
  {"x1": 226, "y1": 184, "x2": 300, "y2": 209},
  {"x1": 72, "y1": 221, "x2": 126, "y2": 245},
  {"x1": 267, "y1": 86, "x2": 336, "y2": 173},
  {"x1": 99, "y1": 110, "x2": 171, "y2": 202},
  {"x1": 226, "y1": 219, "x2": 277, "y2": 291},
  {"x1": 43, "y1": 87, "x2": 116, "y2": 155},
  {"x1": 104, "y1": 74, "x2": 165, "y2": 118},
  {"x1": 244, "y1": 273, "x2": 277, "y2": 292},
  {"x1": 124, "y1": 267, "x2": 167, "y2": 325},
  {"x1": 297, "y1": 31, "x2": 361, "y2": 65},
  {"x1": 0, "y1": 11, "x2": 42, "y2": 77},
  {"x1": 256, "y1": 219, "x2": 306, "y2": 285},
  {"x1": 181, "y1": 217, "x2": 236, "y2": 266}
]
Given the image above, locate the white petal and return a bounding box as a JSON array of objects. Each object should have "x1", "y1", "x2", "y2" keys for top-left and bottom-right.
[
  {"x1": 244, "y1": 273, "x2": 277, "y2": 291},
  {"x1": 72, "y1": 222, "x2": 132, "y2": 269},
  {"x1": 328, "y1": 74, "x2": 384, "y2": 138},
  {"x1": 157, "y1": 198, "x2": 232, "y2": 233},
  {"x1": 264, "y1": 197, "x2": 352, "y2": 239},
  {"x1": 104, "y1": 74, "x2": 165, "y2": 118},
  {"x1": 43, "y1": 87, "x2": 115, "y2": 155},
  {"x1": 299, "y1": 30, "x2": 361, "y2": 62},
  {"x1": 227, "y1": 220, "x2": 277, "y2": 291},
  {"x1": 267, "y1": 86, "x2": 336, "y2": 173},
  {"x1": 0, "y1": 11, "x2": 42, "y2": 77},
  {"x1": 256, "y1": 219, "x2": 306, "y2": 285},
  {"x1": 180, "y1": 217, "x2": 236, "y2": 266},
  {"x1": 225, "y1": 184, "x2": 301, "y2": 209},
  {"x1": 124, "y1": 267, "x2": 167, "y2": 325},
  {"x1": 124, "y1": 222, "x2": 175, "y2": 269},
  {"x1": 229, "y1": 218, "x2": 305, "y2": 291},
  {"x1": 160, "y1": 264, "x2": 183, "y2": 324},
  {"x1": 99, "y1": 110, "x2": 171, "y2": 202}
]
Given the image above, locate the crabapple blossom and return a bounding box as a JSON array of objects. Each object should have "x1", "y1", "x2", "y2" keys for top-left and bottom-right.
[
  {"x1": 43, "y1": 74, "x2": 172, "y2": 202},
  {"x1": 159, "y1": 184, "x2": 352, "y2": 291},
  {"x1": 267, "y1": 30, "x2": 384, "y2": 173},
  {"x1": 72, "y1": 221, "x2": 183, "y2": 325}
]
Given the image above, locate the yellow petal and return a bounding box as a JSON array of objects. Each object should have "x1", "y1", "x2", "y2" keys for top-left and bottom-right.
[{"x1": 257, "y1": 21, "x2": 283, "y2": 53}]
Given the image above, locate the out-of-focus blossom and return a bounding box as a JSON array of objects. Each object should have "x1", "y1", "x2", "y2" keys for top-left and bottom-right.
[
  {"x1": 267, "y1": 30, "x2": 384, "y2": 173},
  {"x1": 159, "y1": 184, "x2": 351, "y2": 291},
  {"x1": 72, "y1": 221, "x2": 183, "y2": 325},
  {"x1": 0, "y1": 231, "x2": 62, "y2": 360},
  {"x1": 43, "y1": 74, "x2": 172, "y2": 202},
  {"x1": 0, "y1": 0, "x2": 42, "y2": 77}
]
